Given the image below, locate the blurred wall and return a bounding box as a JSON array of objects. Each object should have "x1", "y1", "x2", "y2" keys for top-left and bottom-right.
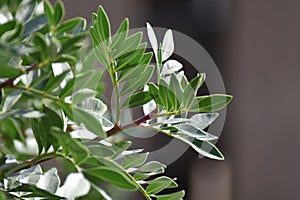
[{"x1": 224, "y1": 0, "x2": 300, "y2": 199}]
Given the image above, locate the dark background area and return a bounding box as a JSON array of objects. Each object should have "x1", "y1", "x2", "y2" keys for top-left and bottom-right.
[{"x1": 57, "y1": 0, "x2": 300, "y2": 199}]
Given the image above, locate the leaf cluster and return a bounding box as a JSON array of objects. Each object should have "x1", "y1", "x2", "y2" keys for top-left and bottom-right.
[{"x1": 0, "y1": 1, "x2": 232, "y2": 199}]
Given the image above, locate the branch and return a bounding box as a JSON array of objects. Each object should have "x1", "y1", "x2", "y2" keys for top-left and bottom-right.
[
  {"x1": 106, "y1": 114, "x2": 151, "y2": 137},
  {"x1": 0, "y1": 63, "x2": 38, "y2": 89},
  {"x1": 0, "y1": 152, "x2": 62, "y2": 178}
]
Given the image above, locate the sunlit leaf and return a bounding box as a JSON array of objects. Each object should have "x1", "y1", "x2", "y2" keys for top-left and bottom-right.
[
  {"x1": 161, "y1": 29, "x2": 174, "y2": 61},
  {"x1": 146, "y1": 22, "x2": 158, "y2": 58},
  {"x1": 2, "y1": 90, "x2": 23, "y2": 111}
]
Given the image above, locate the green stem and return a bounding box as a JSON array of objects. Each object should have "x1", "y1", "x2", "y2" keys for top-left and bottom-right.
[
  {"x1": 108, "y1": 62, "x2": 120, "y2": 126},
  {"x1": 124, "y1": 171, "x2": 151, "y2": 200},
  {"x1": 14, "y1": 85, "x2": 59, "y2": 101}
]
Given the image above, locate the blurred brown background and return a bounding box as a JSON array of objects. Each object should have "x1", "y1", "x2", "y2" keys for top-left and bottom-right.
[{"x1": 58, "y1": 0, "x2": 300, "y2": 199}]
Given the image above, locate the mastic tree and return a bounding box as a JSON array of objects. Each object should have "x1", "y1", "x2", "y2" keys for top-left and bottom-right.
[{"x1": 0, "y1": 1, "x2": 232, "y2": 199}]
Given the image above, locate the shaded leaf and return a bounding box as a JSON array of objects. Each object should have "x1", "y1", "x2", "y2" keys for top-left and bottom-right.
[
  {"x1": 84, "y1": 167, "x2": 137, "y2": 190},
  {"x1": 175, "y1": 136, "x2": 224, "y2": 160},
  {"x1": 112, "y1": 32, "x2": 142, "y2": 59},
  {"x1": 138, "y1": 161, "x2": 166, "y2": 173},
  {"x1": 146, "y1": 176, "x2": 177, "y2": 195},
  {"x1": 110, "y1": 18, "x2": 128, "y2": 49},
  {"x1": 121, "y1": 65, "x2": 154, "y2": 95},
  {"x1": 122, "y1": 153, "x2": 148, "y2": 169},
  {"x1": 155, "y1": 190, "x2": 185, "y2": 200},
  {"x1": 23, "y1": 14, "x2": 48, "y2": 38},
  {"x1": 121, "y1": 91, "x2": 152, "y2": 109},
  {"x1": 190, "y1": 94, "x2": 233, "y2": 112},
  {"x1": 56, "y1": 17, "x2": 83, "y2": 34},
  {"x1": 54, "y1": 1, "x2": 65, "y2": 24},
  {"x1": 73, "y1": 107, "x2": 106, "y2": 138}
]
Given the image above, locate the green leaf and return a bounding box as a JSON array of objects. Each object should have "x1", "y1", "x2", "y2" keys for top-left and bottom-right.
[
  {"x1": 158, "y1": 83, "x2": 180, "y2": 112},
  {"x1": 0, "y1": 118, "x2": 24, "y2": 142},
  {"x1": 9, "y1": 184, "x2": 61, "y2": 199},
  {"x1": 54, "y1": 0, "x2": 65, "y2": 24},
  {"x1": 30, "y1": 106, "x2": 63, "y2": 153},
  {"x1": 95, "y1": 157, "x2": 124, "y2": 171},
  {"x1": 59, "y1": 77, "x2": 75, "y2": 98},
  {"x1": 43, "y1": 106, "x2": 63, "y2": 151},
  {"x1": 146, "y1": 176, "x2": 178, "y2": 195},
  {"x1": 92, "y1": 6, "x2": 111, "y2": 46},
  {"x1": 44, "y1": 1, "x2": 55, "y2": 26},
  {"x1": 155, "y1": 190, "x2": 185, "y2": 200},
  {"x1": 3, "y1": 23, "x2": 24, "y2": 42},
  {"x1": 51, "y1": 129, "x2": 89, "y2": 164},
  {"x1": 169, "y1": 73, "x2": 183, "y2": 101},
  {"x1": 138, "y1": 161, "x2": 166, "y2": 173},
  {"x1": 54, "y1": 54, "x2": 77, "y2": 64},
  {"x1": 79, "y1": 183, "x2": 112, "y2": 200},
  {"x1": 73, "y1": 107, "x2": 106, "y2": 138},
  {"x1": 0, "y1": 21, "x2": 16, "y2": 38},
  {"x1": 182, "y1": 81, "x2": 197, "y2": 110},
  {"x1": 121, "y1": 91, "x2": 152, "y2": 109},
  {"x1": 56, "y1": 17, "x2": 83, "y2": 34},
  {"x1": 44, "y1": 70, "x2": 70, "y2": 93},
  {"x1": 0, "y1": 65, "x2": 23, "y2": 78},
  {"x1": 180, "y1": 74, "x2": 188, "y2": 89},
  {"x1": 121, "y1": 65, "x2": 154, "y2": 95},
  {"x1": 2, "y1": 90, "x2": 23, "y2": 111},
  {"x1": 76, "y1": 98, "x2": 107, "y2": 116},
  {"x1": 122, "y1": 153, "x2": 149, "y2": 169},
  {"x1": 73, "y1": 69, "x2": 103, "y2": 92},
  {"x1": 59, "y1": 33, "x2": 85, "y2": 54},
  {"x1": 175, "y1": 136, "x2": 224, "y2": 160},
  {"x1": 112, "y1": 32, "x2": 143, "y2": 59},
  {"x1": 84, "y1": 167, "x2": 137, "y2": 190},
  {"x1": 33, "y1": 32, "x2": 48, "y2": 60},
  {"x1": 85, "y1": 142, "x2": 115, "y2": 157},
  {"x1": 110, "y1": 18, "x2": 129, "y2": 49},
  {"x1": 23, "y1": 14, "x2": 48, "y2": 38},
  {"x1": 189, "y1": 73, "x2": 206, "y2": 93},
  {"x1": 72, "y1": 89, "x2": 95, "y2": 104},
  {"x1": 31, "y1": 119, "x2": 43, "y2": 154},
  {"x1": 115, "y1": 43, "x2": 146, "y2": 71},
  {"x1": 90, "y1": 30, "x2": 110, "y2": 67},
  {"x1": 118, "y1": 52, "x2": 152, "y2": 82},
  {"x1": 190, "y1": 94, "x2": 233, "y2": 112},
  {"x1": 160, "y1": 126, "x2": 179, "y2": 132}
]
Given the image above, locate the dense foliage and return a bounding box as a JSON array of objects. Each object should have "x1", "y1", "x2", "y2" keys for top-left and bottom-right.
[{"x1": 0, "y1": 0, "x2": 232, "y2": 199}]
